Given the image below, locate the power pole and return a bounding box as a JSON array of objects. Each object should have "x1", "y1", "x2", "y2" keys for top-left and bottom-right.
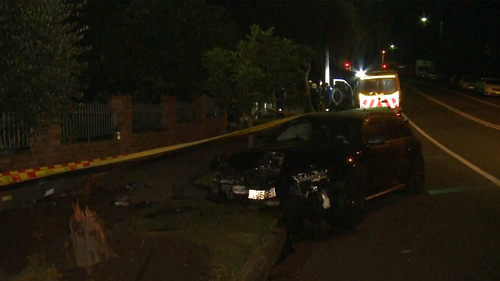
[{"x1": 325, "y1": 47, "x2": 330, "y2": 85}]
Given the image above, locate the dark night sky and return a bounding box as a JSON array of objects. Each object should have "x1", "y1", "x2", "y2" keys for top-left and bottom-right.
[
  {"x1": 377, "y1": 1, "x2": 500, "y2": 52},
  {"x1": 218, "y1": 1, "x2": 500, "y2": 74}
]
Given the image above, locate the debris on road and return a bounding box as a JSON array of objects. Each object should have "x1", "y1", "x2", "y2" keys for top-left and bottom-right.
[
  {"x1": 112, "y1": 195, "x2": 130, "y2": 207},
  {"x1": 125, "y1": 183, "x2": 138, "y2": 191}
]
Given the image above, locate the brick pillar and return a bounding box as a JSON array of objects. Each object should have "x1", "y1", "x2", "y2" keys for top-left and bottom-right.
[
  {"x1": 161, "y1": 95, "x2": 176, "y2": 127},
  {"x1": 194, "y1": 95, "x2": 207, "y2": 139},
  {"x1": 110, "y1": 96, "x2": 132, "y2": 153},
  {"x1": 195, "y1": 95, "x2": 207, "y2": 122},
  {"x1": 29, "y1": 123, "x2": 62, "y2": 168},
  {"x1": 46, "y1": 123, "x2": 61, "y2": 146}
]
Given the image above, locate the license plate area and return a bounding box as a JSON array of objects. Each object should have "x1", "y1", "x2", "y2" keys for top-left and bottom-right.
[{"x1": 248, "y1": 188, "x2": 276, "y2": 200}]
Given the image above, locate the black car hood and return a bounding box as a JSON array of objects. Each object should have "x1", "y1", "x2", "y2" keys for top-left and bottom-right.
[{"x1": 223, "y1": 140, "x2": 351, "y2": 172}]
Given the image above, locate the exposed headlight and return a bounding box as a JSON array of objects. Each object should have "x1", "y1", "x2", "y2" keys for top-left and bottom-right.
[{"x1": 293, "y1": 169, "x2": 328, "y2": 183}]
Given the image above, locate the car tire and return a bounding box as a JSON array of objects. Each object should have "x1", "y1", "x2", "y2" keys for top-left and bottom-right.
[
  {"x1": 216, "y1": 184, "x2": 233, "y2": 202},
  {"x1": 405, "y1": 154, "x2": 425, "y2": 194},
  {"x1": 227, "y1": 189, "x2": 234, "y2": 200},
  {"x1": 333, "y1": 171, "x2": 366, "y2": 230}
]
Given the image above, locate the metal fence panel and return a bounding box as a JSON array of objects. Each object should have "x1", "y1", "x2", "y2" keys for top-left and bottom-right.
[
  {"x1": 61, "y1": 103, "x2": 115, "y2": 143},
  {"x1": 176, "y1": 101, "x2": 196, "y2": 123},
  {"x1": 132, "y1": 103, "x2": 163, "y2": 132},
  {"x1": 0, "y1": 112, "x2": 30, "y2": 150}
]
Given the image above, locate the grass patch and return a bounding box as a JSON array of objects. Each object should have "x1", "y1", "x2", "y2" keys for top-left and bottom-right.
[
  {"x1": 12, "y1": 254, "x2": 61, "y2": 281},
  {"x1": 111, "y1": 196, "x2": 277, "y2": 281}
]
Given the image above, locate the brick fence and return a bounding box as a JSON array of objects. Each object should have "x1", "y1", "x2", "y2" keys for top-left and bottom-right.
[{"x1": 0, "y1": 95, "x2": 227, "y2": 172}]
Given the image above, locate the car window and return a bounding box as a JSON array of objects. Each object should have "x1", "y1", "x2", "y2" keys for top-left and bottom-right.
[
  {"x1": 275, "y1": 121, "x2": 314, "y2": 142},
  {"x1": 359, "y1": 78, "x2": 396, "y2": 93},
  {"x1": 313, "y1": 124, "x2": 331, "y2": 143},
  {"x1": 486, "y1": 79, "x2": 500, "y2": 86},
  {"x1": 463, "y1": 76, "x2": 478, "y2": 83},
  {"x1": 363, "y1": 116, "x2": 399, "y2": 141},
  {"x1": 328, "y1": 119, "x2": 363, "y2": 144}
]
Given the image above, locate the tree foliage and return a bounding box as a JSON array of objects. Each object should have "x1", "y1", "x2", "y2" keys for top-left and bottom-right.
[
  {"x1": 0, "y1": 0, "x2": 89, "y2": 130},
  {"x1": 215, "y1": 1, "x2": 364, "y2": 78},
  {"x1": 97, "y1": 0, "x2": 235, "y2": 103},
  {"x1": 203, "y1": 25, "x2": 313, "y2": 121}
]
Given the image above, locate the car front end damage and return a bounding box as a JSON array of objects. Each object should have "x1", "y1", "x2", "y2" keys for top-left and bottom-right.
[
  {"x1": 214, "y1": 151, "x2": 284, "y2": 203},
  {"x1": 289, "y1": 169, "x2": 332, "y2": 210},
  {"x1": 214, "y1": 151, "x2": 334, "y2": 209}
]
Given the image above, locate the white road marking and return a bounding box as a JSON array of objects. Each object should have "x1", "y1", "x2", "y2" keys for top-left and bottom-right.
[
  {"x1": 402, "y1": 112, "x2": 500, "y2": 187},
  {"x1": 438, "y1": 85, "x2": 500, "y2": 109},
  {"x1": 406, "y1": 85, "x2": 500, "y2": 130}
]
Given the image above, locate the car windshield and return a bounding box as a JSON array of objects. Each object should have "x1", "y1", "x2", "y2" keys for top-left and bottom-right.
[
  {"x1": 417, "y1": 66, "x2": 431, "y2": 72},
  {"x1": 485, "y1": 79, "x2": 500, "y2": 86},
  {"x1": 358, "y1": 78, "x2": 396, "y2": 93},
  {"x1": 267, "y1": 117, "x2": 363, "y2": 144},
  {"x1": 462, "y1": 76, "x2": 479, "y2": 82}
]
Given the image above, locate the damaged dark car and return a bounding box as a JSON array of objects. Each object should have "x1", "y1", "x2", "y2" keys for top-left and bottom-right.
[{"x1": 212, "y1": 108, "x2": 425, "y2": 229}]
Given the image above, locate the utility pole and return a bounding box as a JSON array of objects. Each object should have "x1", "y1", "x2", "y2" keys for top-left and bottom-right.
[{"x1": 325, "y1": 47, "x2": 330, "y2": 85}]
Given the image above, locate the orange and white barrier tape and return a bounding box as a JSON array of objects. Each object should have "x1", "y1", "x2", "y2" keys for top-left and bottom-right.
[{"x1": 0, "y1": 114, "x2": 302, "y2": 187}]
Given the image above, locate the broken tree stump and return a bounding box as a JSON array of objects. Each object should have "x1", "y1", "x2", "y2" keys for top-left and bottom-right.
[{"x1": 69, "y1": 200, "x2": 112, "y2": 273}]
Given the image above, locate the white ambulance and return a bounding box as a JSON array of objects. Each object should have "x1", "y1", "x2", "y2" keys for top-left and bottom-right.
[{"x1": 354, "y1": 70, "x2": 401, "y2": 112}]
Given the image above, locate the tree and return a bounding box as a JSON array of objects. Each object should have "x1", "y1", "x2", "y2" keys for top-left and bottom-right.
[
  {"x1": 97, "y1": 0, "x2": 235, "y2": 103},
  {"x1": 203, "y1": 25, "x2": 313, "y2": 146},
  {"x1": 0, "y1": 0, "x2": 89, "y2": 133},
  {"x1": 215, "y1": 1, "x2": 364, "y2": 79}
]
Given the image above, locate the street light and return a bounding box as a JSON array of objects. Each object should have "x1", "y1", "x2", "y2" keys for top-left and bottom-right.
[
  {"x1": 381, "y1": 50, "x2": 386, "y2": 68},
  {"x1": 420, "y1": 15, "x2": 443, "y2": 45}
]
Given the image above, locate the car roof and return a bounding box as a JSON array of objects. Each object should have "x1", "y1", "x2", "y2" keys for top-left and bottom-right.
[
  {"x1": 294, "y1": 108, "x2": 397, "y2": 123},
  {"x1": 365, "y1": 70, "x2": 398, "y2": 76}
]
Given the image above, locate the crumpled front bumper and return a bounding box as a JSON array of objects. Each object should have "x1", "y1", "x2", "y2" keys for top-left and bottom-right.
[{"x1": 218, "y1": 179, "x2": 278, "y2": 201}]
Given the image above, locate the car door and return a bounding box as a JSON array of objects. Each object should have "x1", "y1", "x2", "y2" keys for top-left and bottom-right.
[
  {"x1": 384, "y1": 116, "x2": 415, "y2": 186},
  {"x1": 361, "y1": 116, "x2": 397, "y2": 194}
]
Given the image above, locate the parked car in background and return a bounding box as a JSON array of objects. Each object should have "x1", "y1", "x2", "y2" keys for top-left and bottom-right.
[
  {"x1": 459, "y1": 76, "x2": 480, "y2": 91},
  {"x1": 474, "y1": 78, "x2": 500, "y2": 96},
  {"x1": 427, "y1": 71, "x2": 439, "y2": 82},
  {"x1": 450, "y1": 73, "x2": 462, "y2": 88},
  {"x1": 211, "y1": 108, "x2": 425, "y2": 230}
]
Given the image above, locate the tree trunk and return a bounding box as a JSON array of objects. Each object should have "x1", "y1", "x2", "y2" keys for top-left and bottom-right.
[
  {"x1": 70, "y1": 202, "x2": 112, "y2": 274},
  {"x1": 303, "y1": 62, "x2": 314, "y2": 113}
]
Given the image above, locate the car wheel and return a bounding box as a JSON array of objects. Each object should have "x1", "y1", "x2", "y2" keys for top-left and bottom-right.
[
  {"x1": 333, "y1": 172, "x2": 366, "y2": 230},
  {"x1": 405, "y1": 154, "x2": 425, "y2": 194},
  {"x1": 227, "y1": 188, "x2": 235, "y2": 201},
  {"x1": 216, "y1": 184, "x2": 233, "y2": 202}
]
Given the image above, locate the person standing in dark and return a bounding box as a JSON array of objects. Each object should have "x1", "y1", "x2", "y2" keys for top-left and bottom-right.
[
  {"x1": 318, "y1": 81, "x2": 325, "y2": 111},
  {"x1": 275, "y1": 86, "x2": 286, "y2": 118},
  {"x1": 324, "y1": 82, "x2": 334, "y2": 111},
  {"x1": 310, "y1": 83, "x2": 321, "y2": 112}
]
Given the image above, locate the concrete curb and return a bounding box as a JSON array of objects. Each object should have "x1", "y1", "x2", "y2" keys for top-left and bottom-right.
[{"x1": 240, "y1": 221, "x2": 287, "y2": 281}]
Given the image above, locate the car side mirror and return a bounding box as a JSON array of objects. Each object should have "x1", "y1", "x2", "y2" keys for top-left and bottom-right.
[{"x1": 367, "y1": 135, "x2": 386, "y2": 145}]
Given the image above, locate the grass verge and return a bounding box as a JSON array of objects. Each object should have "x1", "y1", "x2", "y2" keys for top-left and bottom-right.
[
  {"x1": 110, "y1": 173, "x2": 278, "y2": 281},
  {"x1": 11, "y1": 254, "x2": 61, "y2": 281}
]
